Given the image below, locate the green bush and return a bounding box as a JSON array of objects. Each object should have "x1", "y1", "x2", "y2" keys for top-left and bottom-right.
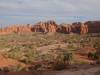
[
  {"x1": 6, "y1": 45, "x2": 39, "y2": 64},
  {"x1": 53, "y1": 51, "x2": 73, "y2": 70},
  {"x1": 7, "y1": 47, "x2": 23, "y2": 60},
  {"x1": 20, "y1": 49, "x2": 39, "y2": 64},
  {"x1": 55, "y1": 49, "x2": 74, "y2": 62},
  {"x1": 61, "y1": 51, "x2": 73, "y2": 65},
  {"x1": 94, "y1": 43, "x2": 100, "y2": 50},
  {"x1": 1, "y1": 64, "x2": 25, "y2": 72},
  {"x1": 75, "y1": 60, "x2": 89, "y2": 65},
  {"x1": 88, "y1": 52, "x2": 99, "y2": 60}
]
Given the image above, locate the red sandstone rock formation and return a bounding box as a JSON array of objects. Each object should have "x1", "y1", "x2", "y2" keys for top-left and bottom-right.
[
  {"x1": 33, "y1": 22, "x2": 47, "y2": 32},
  {"x1": 58, "y1": 22, "x2": 88, "y2": 34},
  {"x1": 72, "y1": 22, "x2": 88, "y2": 34},
  {"x1": 0, "y1": 24, "x2": 33, "y2": 35},
  {"x1": 0, "y1": 25, "x2": 18, "y2": 35},
  {"x1": 17, "y1": 24, "x2": 32, "y2": 34},
  {"x1": 33, "y1": 21, "x2": 58, "y2": 33},
  {"x1": 45, "y1": 21, "x2": 58, "y2": 32},
  {"x1": 85, "y1": 21, "x2": 100, "y2": 33},
  {"x1": 57, "y1": 23, "x2": 71, "y2": 33},
  {"x1": 0, "y1": 21, "x2": 100, "y2": 35}
]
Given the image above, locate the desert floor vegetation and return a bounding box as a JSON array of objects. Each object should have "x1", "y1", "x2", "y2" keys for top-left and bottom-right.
[{"x1": 0, "y1": 32, "x2": 99, "y2": 71}]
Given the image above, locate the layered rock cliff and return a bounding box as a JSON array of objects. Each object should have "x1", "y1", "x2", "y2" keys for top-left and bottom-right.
[
  {"x1": 72, "y1": 22, "x2": 88, "y2": 34},
  {"x1": 32, "y1": 21, "x2": 58, "y2": 33},
  {"x1": 0, "y1": 21, "x2": 100, "y2": 35},
  {"x1": 85, "y1": 21, "x2": 100, "y2": 33}
]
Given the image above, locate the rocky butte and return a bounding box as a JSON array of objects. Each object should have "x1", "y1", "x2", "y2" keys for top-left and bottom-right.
[{"x1": 0, "y1": 21, "x2": 100, "y2": 35}]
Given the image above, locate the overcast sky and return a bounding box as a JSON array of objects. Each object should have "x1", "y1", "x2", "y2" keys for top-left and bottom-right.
[{"x1": 0, "y1": 0, "x2": 100, "y2": 25}]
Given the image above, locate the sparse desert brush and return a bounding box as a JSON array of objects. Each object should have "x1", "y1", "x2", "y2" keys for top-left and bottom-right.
[
  {"x1": 88, "y1": 51, "x2": 99, "y2": 60},
  {"x1": 6, "y1": 47, "x2": 23, "y2": 60},
  {"x1": 67, "y1": 44, "x2": 76, "y2": 50},
  {"x1": 94, "y1": 42, "x2": 100, "y2": 50},
  {"x1": 1, "y1": 64, "x2": 26, "y2": 72},
  {"x1": 0, "y1": 32, "x2": 100, "y2": 71},
  {"x1": 4, "y1": 42, "x2": 40, "y2": 64},
  {"x1": 40, "y1": 53, "x2": 55, "y2": 62},
  {"x1": 59, "y1": 51, "x2": 73, "y2": 64},
  {"x1": 19, "y1": 49, "x2": 40, "y2": 64},
  {"x1": 53, "y1": 51, "x2": 74, "y2": 70},
  {"x1": 75, "y1": 60, "x2": 89, "y2": 65}
]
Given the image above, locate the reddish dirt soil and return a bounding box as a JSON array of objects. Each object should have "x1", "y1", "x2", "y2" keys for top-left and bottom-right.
[{"x1": 74, "y1": 54, "x2": 95, "y2": 63}]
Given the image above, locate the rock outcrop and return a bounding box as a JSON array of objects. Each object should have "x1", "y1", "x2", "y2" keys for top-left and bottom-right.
[
  {"x1": 72, "y1": 22, "x2": 88, "y2": 34},
  {"x1": 0, "y1": 24, "x2": 33, "y2": 35},
  {"x1": 33, "y1": 21, "x2": 58, "y2": 33},
  {"x1": 57, "y1": 23, "x2": 71, "y2": 33},
  {"x1": 85, "y1": 21, "x2": 100, "y2": 33},
  {"x1": 17, "y1": 24, "x2": 32, "y2": 34},
  {"x1": 57, "y1": 22, "x2": 88, "y2": 34},
  {"x1": 0, "y1": 20, "x2": 100, "y2": 35}
]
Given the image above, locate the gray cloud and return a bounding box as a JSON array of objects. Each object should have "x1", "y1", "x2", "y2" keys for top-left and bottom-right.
[
  {"x1": 0, "y1": 0, "x2": 99, "y2": 15},
  {"x1": 0, "y1": 0, "x2": 100, "y2": 23}
]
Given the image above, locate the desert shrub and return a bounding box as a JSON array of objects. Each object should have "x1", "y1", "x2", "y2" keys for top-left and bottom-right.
[
  {"x1": 20, "y1": 49, "x2": 39, "y2": 64},
  {"x1": 62, "y1": 51, "x2": 73, "y2": 65},
  {"x1": 40, "y1": 52, "x2": 55, "y2": 62},
  {"x1": 8, "y1": 65, "x2": 24, "y2": 72},
  {"x1": 53, "y1": 51, "x2": 73, "y2": 70},
  {"x1": 88, "y1": 51, "x2": 99, "y2": 60},
  {"x1": 94, "y1": 43, "x2": 100, "y2": 50},
  {"x1": 96, "y1": 57, "x2": 100, "y2": 64},
  {"x1": 75, "y1": 60, "x2": 89, "y2": 65},
  {"x1": 7, "y1": 47, "x2": 23, "y2": 60},
  {"x1": 67, "y1": 44, "x2": 76, "y2": 50},
  {"x1": 6, "y1": 44, "x2": 39, "y2": 64},
  {"x1": 55, "y1": 51, "x2": 73, "y2": 63},
  {"x1": 1, "y1": 64, "x2": 25, "y2": 72}
]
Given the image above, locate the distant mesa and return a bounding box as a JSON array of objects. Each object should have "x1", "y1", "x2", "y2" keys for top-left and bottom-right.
[{"x1": 0, "y1": 20, "x2": 100, "y2": 35}]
